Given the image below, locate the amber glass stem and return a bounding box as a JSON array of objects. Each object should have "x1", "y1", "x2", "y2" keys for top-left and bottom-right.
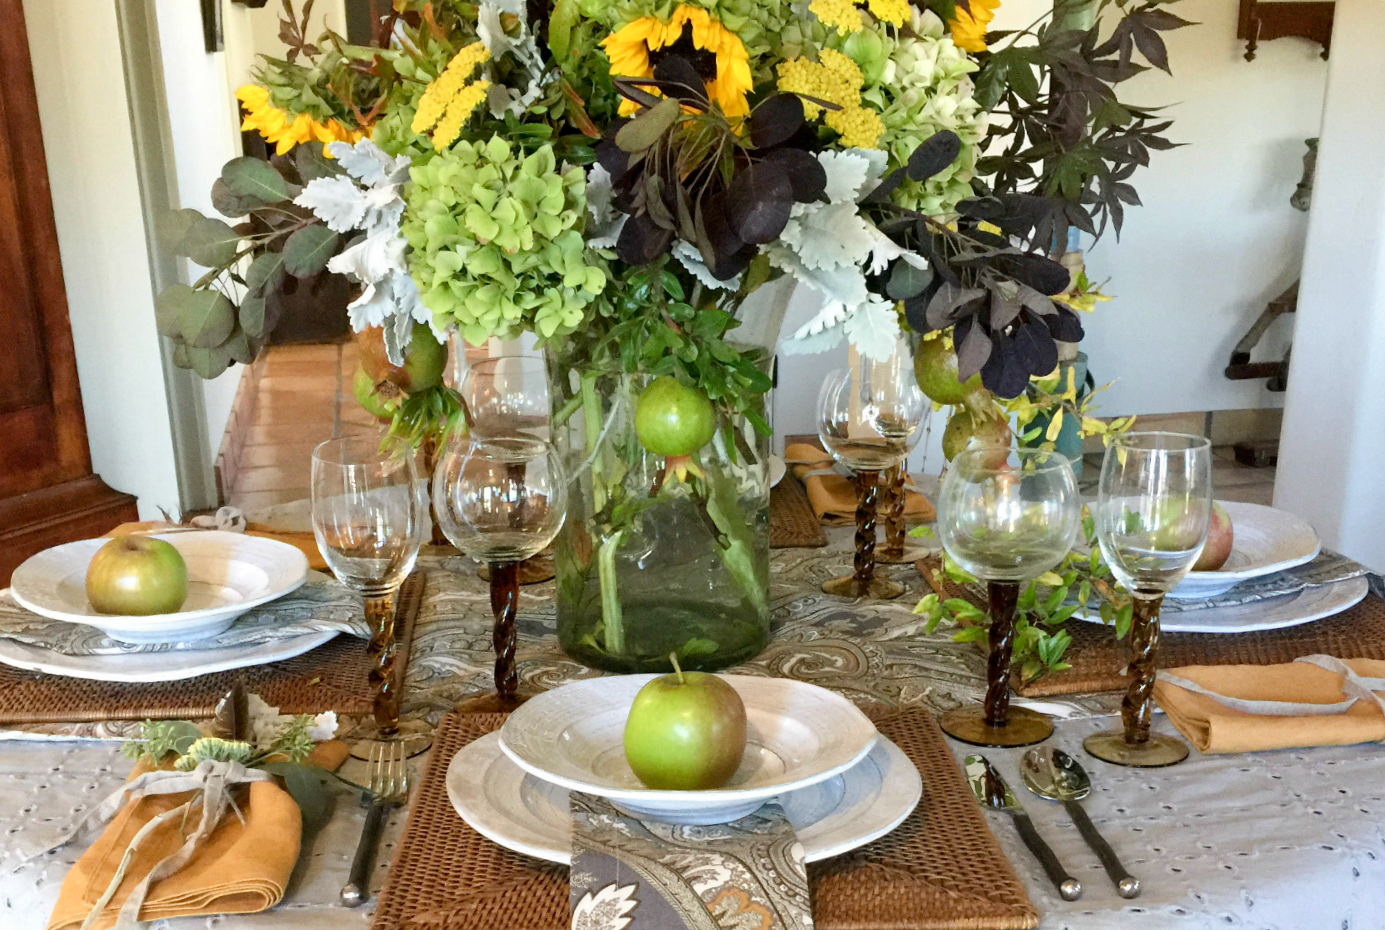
[
  {"x1": 364, "y1": 588, "x2": 400, "y2": 738},
  {"x1": 983, "y1": 581, "x2": 1022, "y2": 728},
  {"x1": 881, "y1": 464, "x2": 908, "y2": 559},
  {"x1": 853, "y1": 470, "x2": 882, "y2": 592},
  {"x1": 490, "y1": 560, "x2": 520, "y2": 700},
  {"x1": 1121, "y1": 594, "x2": 1165, "y2": 746}
]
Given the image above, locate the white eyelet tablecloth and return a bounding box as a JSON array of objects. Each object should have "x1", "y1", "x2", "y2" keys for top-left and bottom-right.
[{"x1": 2, "y1": 531, "x2": 1384, "y2": 929}]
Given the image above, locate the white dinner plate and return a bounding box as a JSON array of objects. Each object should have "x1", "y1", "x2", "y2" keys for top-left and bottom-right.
[
  {"x1": 499, "y1": 675, "x2": 878, "y2": 824},
  {"x1": 1168, "y1": 502, "x2": 1320, "y2": 600},
  {"x1": 10, "y1": 531, "x2": 309, "y2": 644},
  {"x1": 769, "y1": 455, "x2": 787, "y2": 488},
  {"x1": 0, "y1": 630, "x2": 338, "y2": 682},
  {"x1": 1078, "y1": 575, "x2": 1368, "y2": 634},
  {"x1": 448, "y1": 731, "x2": 920, "y2": 864}
]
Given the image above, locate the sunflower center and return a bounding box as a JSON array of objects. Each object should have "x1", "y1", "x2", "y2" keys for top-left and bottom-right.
[{"x1": 650, "y1": 23, "x2": 719, "y2": 83}]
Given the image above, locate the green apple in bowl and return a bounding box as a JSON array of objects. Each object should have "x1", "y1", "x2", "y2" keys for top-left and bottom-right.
[
  {"x1": 85, "y1": 536, "x2": 189, "y2": 615},
  {"x1": 623, "y1": 655, "x2": 748, "y2": 790}
]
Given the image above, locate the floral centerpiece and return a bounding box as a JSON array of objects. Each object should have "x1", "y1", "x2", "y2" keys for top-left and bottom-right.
[{"x1": 156, "y1": 0, "x2": 1186, "y2": 673}]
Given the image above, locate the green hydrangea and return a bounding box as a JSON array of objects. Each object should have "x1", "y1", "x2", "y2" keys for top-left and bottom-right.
[
  {"x1": 842, "y1": 10, "x2": 987, "y2": 215},
  {"x1": 403, "y1": 137, "x2": 607, "y2": 345}
]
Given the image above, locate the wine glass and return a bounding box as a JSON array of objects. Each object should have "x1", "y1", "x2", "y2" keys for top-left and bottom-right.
[
  {"x1": 936, "y1": 446, "x2": 1080, "y2": 747},
  {"x1": 460, "y1": 356, "x2": 556, "y2": 584},
  {"x1": 461, "y1": 356, "x2": 551, "y2": 441},
  {"x1": 1084, "y1": 432, "x2": 1212, "y2": 767},
  {"x1": 312, "y1": 437, "x2": 427, "y2": 742},
  {"x1": 433, "y1": 435, "x2": 566, "y2": 703},
  {"x1": 817, "y1": 347, "x2": 927, "y2": 599}
]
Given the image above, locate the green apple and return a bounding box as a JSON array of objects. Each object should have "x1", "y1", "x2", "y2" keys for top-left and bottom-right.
[
  {"x1": 635, "y1": 377, "x2": 717, "y2": 457},
  {"x1": 623, "y1": 655, "x2": 748, "y2": 790},
  {"x1": 85, "y1": 536, "x2": 189, "y2": 615}
]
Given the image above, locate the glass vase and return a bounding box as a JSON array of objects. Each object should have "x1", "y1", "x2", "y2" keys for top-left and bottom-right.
[{"x1": 546, "y1": 356, "x2": 772, "y2": 673}]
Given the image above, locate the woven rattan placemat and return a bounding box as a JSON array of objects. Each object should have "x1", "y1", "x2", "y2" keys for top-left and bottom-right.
[
  {"x1": 0, "y1": 570, "x2": 426, "y2": 724},
  {"x1": 771, "y1": 477, "x2": 827, "y2": 549},
  {"x1": 373, "y1": 707, "x2": 1039, "y2": 930},
  {"x1": 1017, "y1": 592, "x2": 1385, "y2": 697}
]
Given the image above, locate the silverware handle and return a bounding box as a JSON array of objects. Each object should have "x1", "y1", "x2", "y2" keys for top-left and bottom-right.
[
  {"x1": 340, "y1": 799, "x2": 391, "y2": 907},
  {"x1": 1065, "y1": 800, "x2": 1140, "y2": 898},
  {"x1": 1013, "y1": 812, "x2": 1082, "y2": 901}
]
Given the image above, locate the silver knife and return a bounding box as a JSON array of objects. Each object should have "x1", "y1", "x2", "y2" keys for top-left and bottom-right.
[{"x1": 966, "y1": 754, "x2": 1082, "y2": 901}]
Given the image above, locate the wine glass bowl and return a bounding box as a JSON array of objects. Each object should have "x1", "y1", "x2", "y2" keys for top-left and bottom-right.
[
  {"x1": 461, "y1": 356, "x2": 551, "y2": 441},
  {"x1": 311, "y1": 436, "x2": 427, "y2": 741},
  {"x1": 1085, "y1": 431, "x2": 1213, "y2": 768},
  {"x1": 816, "y1": 356, "x2": 927, "y2": 600},
  {"x1": 433, "y1": 434, "x2": 567, "y2": 702},
  {"x1": 938, "y1": 448, "x2": 1081, "y2": 584},
  {"x1": 936, "y1": 446, "x2": 1079, "y2": 748}
]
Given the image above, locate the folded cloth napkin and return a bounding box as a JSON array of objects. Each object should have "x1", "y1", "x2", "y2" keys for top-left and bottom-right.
[
  {"x1": 570, "y1": 793, "x2": 812, "y2": 930},
  {"x1": 784, "y1": 443, "x2": 935, "y2": 525},
  {"x1": 47, "y1": 741, "x2": 348, "y2": 930},
  {"x1": 1153, "y1": 655, "x2": 1385, "y2": 753}
]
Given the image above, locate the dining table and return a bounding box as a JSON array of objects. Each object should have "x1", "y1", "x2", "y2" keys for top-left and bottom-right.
[{"x1": 2, "y1": 529, "x2": 1383, "y2": 929}]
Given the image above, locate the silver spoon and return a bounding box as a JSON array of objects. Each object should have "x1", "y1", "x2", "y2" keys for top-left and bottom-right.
[{"x1": 1021, "y1": 747, "x2": 1140, "y2": 898}]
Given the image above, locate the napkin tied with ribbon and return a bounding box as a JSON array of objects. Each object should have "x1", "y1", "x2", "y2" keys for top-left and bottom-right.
[
  {"x1": 1154, "y1": 655, "x2": 1385, "y2": 753},
  {"x1": 784, "y1": 444, "x2": 934, "y2": 526},
  {"x1": 570, "y1": 794, "x2": 813, "y2": 930}
]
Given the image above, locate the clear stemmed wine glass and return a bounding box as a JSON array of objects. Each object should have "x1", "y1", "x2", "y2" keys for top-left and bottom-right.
[
  {"x1": 817, "y1": 347, "x2": 927, "y2": 599},
  {"x1": 312, "y1": 437, "x2": 427, "y2": 742},
  {"x1": 937, "y1": 446, "x2": 1080, "y2": 747},
  {"x1": 433, "y1": 435, "x2": 566, "y2": 704},
  {"x1": 461, "y1": 356, "x2": 551, "y2": 441},
  {"x1": 1084, "y1": 432, "x2": 1212, "y2": 767},
  {"x1": 460, "y1": 356, "x2": 556, "y2": 584}
]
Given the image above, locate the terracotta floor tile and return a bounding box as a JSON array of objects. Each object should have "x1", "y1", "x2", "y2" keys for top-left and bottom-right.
[
  {"x1": 234, "y1": 465, "x2": 315, "y2": 493},
  {"x1": 228, "y1": 489, "x2": 310, "y2": 512}
]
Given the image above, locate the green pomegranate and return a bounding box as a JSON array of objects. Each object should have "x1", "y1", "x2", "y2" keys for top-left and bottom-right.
[
  {"x1": 914, "y1": 337, "x2": 985, "y2": 406},
  {"x1": 635, "y1": 376, "x2": 717, "y2": 457},
  {"x1": 352, "y1": 365, "x2": 395, "y2": 422},
  {"x1": 942, "y1": 408, "x2": 1011, "y2": 461},
  {"x1": 356, "y1": 321, "x2": 447, "y2": 393}
]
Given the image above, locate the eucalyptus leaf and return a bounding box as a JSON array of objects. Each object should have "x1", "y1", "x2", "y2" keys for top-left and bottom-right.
[
  {"x1": 295, "y1": 143, "x2": 340, "y2": 182},
  {"x1": 154, "y1": 285, "x2": 193, "y2": 339},
  {"x1": 886, "y1": 260, "x2": 932, "y2": 300},
  {"x1": 244, "y1": 251, "x2": 286, "y2": 297},
  {"x1": 184, "y1": 344, "x2": 233, "y2": 379},
  {"x1": 282, "y1": 225, "x2": 340, "y2": 277},
  {"x1": 182, "y1": 216, "x2": 241, "y2": 268},
  {"x1": 261, "y1": 762, "x2": 336, "y2": 834},
  {"x1": 225, "y1": 326, "x2": 258, "y2": 365},
  {"x1": 162, "y1": 208, "x2": 205, "y2": 251},
  {"x1": 210, "y1": 179, "x2": 265, "y2": 219},
  {"x1": 239, "y1": 295, "x2": 268, "y2": 338},
  {"x1": 178, "y1": 288, "x2": 237, "y2": 348},
  {"x1": 615, "y1": 97, "x2": 681, "y2": 153},
  {"x1": 221, "y1": 155, "x2": 290, "y2": 203}
]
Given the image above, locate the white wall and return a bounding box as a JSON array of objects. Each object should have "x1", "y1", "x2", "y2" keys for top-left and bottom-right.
[
  {"x1": 1273, "y1": 0, "x2": 1385, "y2": 570},
  {"x1": 23, "y1": 0, "x2": 182, "y2": 520},
  {"x1": 775, "y1": 0, "x2": 1328, "y2": 453},
  {"x1": 154, "y1": 0, "x2": 247, "y2": 467}
]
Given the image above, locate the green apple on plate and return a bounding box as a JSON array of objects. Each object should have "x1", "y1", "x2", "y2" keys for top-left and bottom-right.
[{"x1": 623, "y1": 654, "x2": 747, "y2": 790}]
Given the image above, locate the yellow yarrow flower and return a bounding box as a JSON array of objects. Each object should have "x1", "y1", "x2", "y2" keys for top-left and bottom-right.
[
  {"x1": 411, "y1": 42, "x2": 493, "y2": 148},
  {"x1": 429, "y1": 81, "x2": 492, "y2": 150},
  {"x1": 809, "y1": 0, "x2": 908, "y2": 32},
  {"x1": 602, "y1": 5, "x2": 753, "y2": 120},
  {"x1": 949, "y1": 0, "x2": 1000, "y2": 53},
  {"x1": 235, "y1": 84, "x2": 362, "y2": 157},
  {"x1": 776, "y1": 49, "x2": 882, "y2": 147}
]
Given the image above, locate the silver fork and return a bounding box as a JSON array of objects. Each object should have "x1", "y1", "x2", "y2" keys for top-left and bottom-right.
[{"x1": 340, "y1": 740, "x2": 411, "y2": 907}]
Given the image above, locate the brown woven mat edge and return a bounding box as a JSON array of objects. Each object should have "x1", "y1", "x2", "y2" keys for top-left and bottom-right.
[
  {"x1": 373, "y1": 705, "x2": 1038, "y2": 930},
  {"x1": 771, "y1": 476, "x2": 827, "y2": 549}
]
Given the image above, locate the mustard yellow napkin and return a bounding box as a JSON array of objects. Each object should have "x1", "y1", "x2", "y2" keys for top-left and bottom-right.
[
  {"x1": 1153, "y1": 657, "x2": 1385, "y2": 754},
  {"x1": 784, "y1": 443, "x2": 935, "y2": 525},
  {"x1": 48, "y1": 741, "x2": 348, "y2": 930}
]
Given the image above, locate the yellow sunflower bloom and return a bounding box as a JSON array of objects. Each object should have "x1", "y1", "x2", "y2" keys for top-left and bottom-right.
[
  {"x1": 602, "y1": 5, "x2": 752, "y2": 121},
  {"x1": 949, "y1": 0, "x2": 1000, "y2": 53},
  {"x1": 235, "y1": 84, "x2": 362, "y2": 157}
]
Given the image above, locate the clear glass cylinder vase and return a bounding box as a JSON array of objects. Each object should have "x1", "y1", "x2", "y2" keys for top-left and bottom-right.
[{"x1": 546, "y1": 357, "x2": 772, "y2": 673}]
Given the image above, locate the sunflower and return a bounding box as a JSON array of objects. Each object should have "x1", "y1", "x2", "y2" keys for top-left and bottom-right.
[
  {"x1": 235, "y1": 85, "x2": 363, "y2": 156},
  {"x1": 949, "y1": 0, "x2": 1000, "y2": 53},
  {"x1": 602, "y1": 6, "x2": 752, "y2": 121}
]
